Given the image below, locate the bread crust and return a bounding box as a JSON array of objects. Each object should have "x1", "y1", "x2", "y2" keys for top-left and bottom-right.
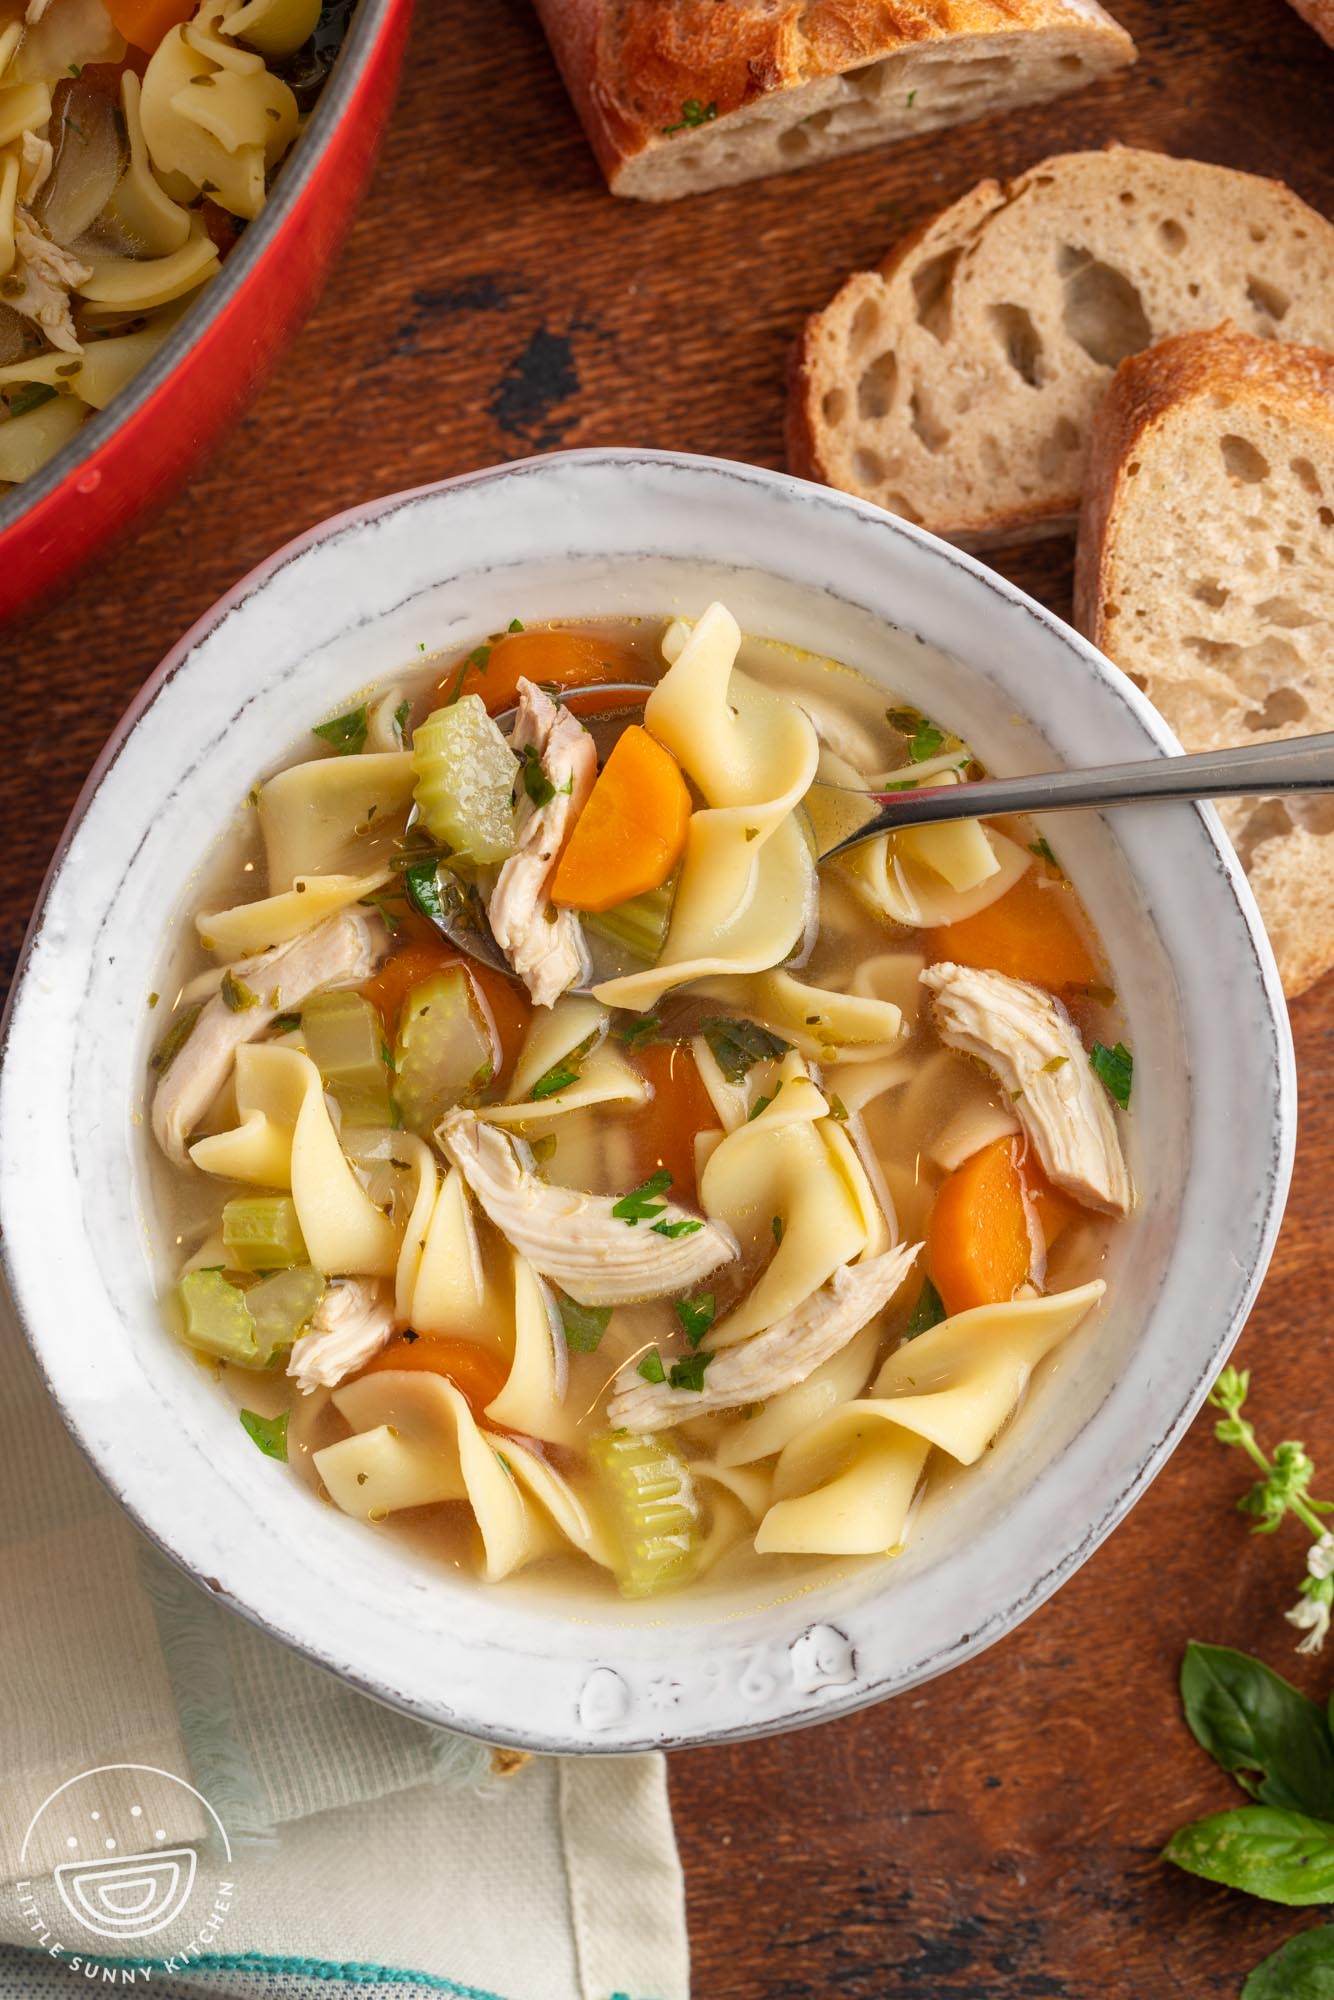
[
  {"x1": 1076, "y1": 324, "x2": 1334, "y2": 997},
  {"x1": 534, "y1": 0, "x2": 1134, "y2": 196},
  {"x1": 1286, "y1": 0, "x2": 1334, "y2": 49},
  {"x1": 1075, "y1": 324, "x2": 1334, "y2": 649}
]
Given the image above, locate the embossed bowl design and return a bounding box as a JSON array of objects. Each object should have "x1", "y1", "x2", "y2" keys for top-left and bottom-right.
[{"x1": 0, "y1": 451, "x2": 1295, "y2": 1751}]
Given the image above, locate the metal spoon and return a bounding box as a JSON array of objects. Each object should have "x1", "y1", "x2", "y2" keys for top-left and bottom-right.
[{"x1": 441, "y1": 689, "x2": 1334, "y2": 981}]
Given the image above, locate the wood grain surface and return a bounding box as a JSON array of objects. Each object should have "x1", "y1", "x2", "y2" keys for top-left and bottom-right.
[{"x1": 7, "y1": 2, "x2": 1334, "y2": 1994}]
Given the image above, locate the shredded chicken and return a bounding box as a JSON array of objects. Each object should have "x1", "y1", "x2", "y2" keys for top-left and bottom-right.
[
  {"x1": 439, "y1": 1109, "x2": 737, "y2": 1306},
  {"x1": 10, "y1": 211, "x2": 90, "y2": 355},
  {"x1": 607, "y1": 1242, "x2": 921, "y2": 1431},
  {"x1": 151, "y1": 909, "x2": 385, "y2": 1165},
  {"x1": 18, "y1": 131, "x2": 52, "y2": 204},
  {"x1": 921, "y1": 962, "x2": 1132, "y2": 1215},
  {"x1": 487, "y1": 678, "x2": 596, "y2": 1007},
  {"x1": 24, "y1": 0, "x2": 53, "y2": 22},
  {"x1": 288, "y1": 1279, "x2": 395, "y2": 1393}
]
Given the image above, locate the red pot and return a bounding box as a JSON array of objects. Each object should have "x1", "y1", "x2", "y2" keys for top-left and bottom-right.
[{"x1": 0, "y1": 0, "x2": 413, "y2": 626}]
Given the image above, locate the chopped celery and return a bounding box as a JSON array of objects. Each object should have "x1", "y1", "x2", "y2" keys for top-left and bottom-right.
[
  {"x1": 221, "y1": 1195, "x2": 308, "y2": 1272},
  {"x1": 178, "y1": 1269, "x2": 258, "y2": 1365},
  {"x1": 588, "y1": 1431, "x2": 701, "y2": 1600},
  {"x1": 246, "y1": 1265, "x2": 325, "y2": 1363},
  {"x1": 394, "y1": 967, "x2": 494, "y2": 1138},
  {"x1": 583, "y1": 882, "x2": 673, "y2": 963},
  {"x1": 412, "y1": 696, "x2": 517, "y2": 862},
  {"x1": 302, "y1": 990, "x2": 392, "y2": 1126}
]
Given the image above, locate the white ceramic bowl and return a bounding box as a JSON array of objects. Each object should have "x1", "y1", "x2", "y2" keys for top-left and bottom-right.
[{"x1": 0, "y1": 451, "x2": 1295, "y2": 1753}]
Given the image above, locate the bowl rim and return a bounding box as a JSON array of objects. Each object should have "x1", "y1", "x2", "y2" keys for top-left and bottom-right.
[
  {"x1": 0, "y1": 0, "x2": 402, "y2": 544},
  {"x1": 0, "y1": 448, "x2": 1298, "y2": 1751}
]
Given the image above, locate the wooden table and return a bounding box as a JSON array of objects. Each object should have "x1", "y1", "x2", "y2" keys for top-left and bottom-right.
[{"x1": 7, "y1": 2, "x2": 1334, "y2": 1992}]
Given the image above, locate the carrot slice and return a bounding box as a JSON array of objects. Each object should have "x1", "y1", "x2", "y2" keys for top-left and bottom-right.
[
  {"x1": 929, "y1": 868, "x2": 1097, "y2": 992},
  {"x1": 624, "y1": 1038, "x2": 718, "y2": 1204},
  {"x1": 104, "y1": 0, "x2": 194, "y2": 52},
  {"x1": 355, "y1": 1334, "x2": 508, "y2": 1413},
  {"x1": 438, "y1": 628, "x2": 646, "y2": 717},
  {"x1": 551, "y1": 726, "x2": 691, "y2": 913},
  {"x1": 360, "y1": 915, "x2": 531, "y2": 1088},
  {"x1": 926, "y1": 1135, "x2": 1076, "y2": 1318}
]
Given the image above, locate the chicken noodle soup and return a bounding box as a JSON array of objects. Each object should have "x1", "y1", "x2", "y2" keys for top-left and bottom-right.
[
  {"x1": 0, "y1": 0, "x2": 351, "y2": 490},
  {"x1": 147, "y1": 604, "x2": 1133, "y2": 1601}
]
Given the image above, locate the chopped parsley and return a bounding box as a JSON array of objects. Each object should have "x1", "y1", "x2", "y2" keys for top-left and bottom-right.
[
  {"x1": 529, "y1": 1132, "x2": 557, "y2": 1166},
  {"x1": 517, "y1": 741, "x2": 556, "y2": 808},
  {"x1": 749, "y1": 1078, "x2": 786, "y2": 1121},
  {"x1": 271, "y1": 1011, "x2": 302, "y2": 1034},
  {"x1": 1030, "y1": 835, "x2": 1061, "y2": 870},
  {"x1": 637, "y1": 1348, "x2": 667, "y2": 1383},
  {"x1": 662, "y1": 96, "x2": 718, "y2": 134},
  {"x1": 674, "y1": 1292, "x2": 715, "y2": 1347},
  {"x1": 886, "y1": 704, "x2": 947, "y2": 763},
  {"x1": 668, "y1": 1349, "x2": 714, "y2": 1392},
  {"x1": 699, "y1": 1015, "x2": 791, "y2": 1085},
  {"x1": 558, "y1": 1295, "x2": 612, "y2": 1353},
  {"x1": 239, "y1": 1407, "x2": 288, "y2": 1461},
  {"x1": 906, "y1": 88, "x2": 917, "y2": 106},
  {"x1": 221, "y1": 970, "x2": 258, "y2": 1012},
  {"x1": 403, "y1": 858, "x2": 448, "y2": 927},
  {"x1": 772, "y1": 1214, "x2": 784, "y2": 1245},
  {"x1": 530, "y1": 1029, "x2": 597, "y2": 1101},
  {"x1": 393, "y1": 698, "x2": 411, "y2": 746},
  {"x1": 612, "y1": 1169, "x2": 672, "y2": 1225},
  {"x1": 447, "y1": 643, "x2": 492, "y2": 704},
  {"x1": 615, "y1": 1013, "x2": 661, "y2": 1048},
  {"x1": 150, "y1": 1001, "x2": 203, "y2": 1077},
  {"x1": 904, "y1": 1276, "x2": 946, "y2": 1340},
  {"x1": 508, "y1": 617, "x2": 524, "y2": 632},
  {"x1": 4, "y1": 381, "x2": 58, "y2": 418},
  {"x1": 312, "y1": 704, "x2": 369, "y2": 755},
  {"x1": 1090, "y1": 1040, "x2": 1133, "y2": 1110},
  {"x1": 652, "y1": 1217, "x2": 703, "y2": 1239},
  {"x1": 827, "y1": 1093, "x2": 849, "y2": 1122},
  {"x1": 1040, "y1": 1054, "x2": 1069, "y2": 1075}
]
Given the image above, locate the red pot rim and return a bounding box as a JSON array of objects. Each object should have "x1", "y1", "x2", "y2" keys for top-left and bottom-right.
[{"x1": 0, "y1": 0, "x2": 403, "y2": 546}]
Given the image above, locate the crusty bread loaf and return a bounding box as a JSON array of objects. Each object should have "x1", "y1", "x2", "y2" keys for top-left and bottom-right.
[
  {"x1": 533, "y1": 0, "x2": 1134, "y2": 203},
  {"x1": 1287, "y1": 0, "x2": 1334, "y2": 49},
  {"x1": 1074, "y1": 324, "x2": 1334, "y2": 998},
  {"x1": 789, "y1": 148, "x2": 1334, "y2": 548}
]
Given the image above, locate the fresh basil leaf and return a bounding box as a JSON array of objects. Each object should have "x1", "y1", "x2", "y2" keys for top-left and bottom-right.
[
  {"x1": 668, "y1": 1349, "x2": 714, "y2": 1391},
  {"x1": 1242, "y1": 1926, "x2": 1334, "y2": 1998},
  {"x1": 905, "y1": 1276, "x2": 947, "y2": 1340},
  {"x1": 612, "y1": 1169, "x2": 672, "y2": 1224},
  {"x1": 312, "y1": 705, "x2": 369, "y2": 755},
  {"x1": 1090, "y1": 1039, "x2": 1133, "y2": 1109},
  {"x1": 239, "y1": 1408, "x2": 289, "y2": 1462},
  {"x1": 699, "y1": 1015, "x2": 791, "y2": 1085},
  {"x1": 1164, "y1": 1806, "x2": 1334, "y2": 1906},
  {"x1": 674, "y1": 1292, "x2": 715, "y2": 1348},
  {"x1": 558, "y1": 1296, "x2": 612, "y2": 1354},
  {"x1": 1181, "y1": 1643, "x2": 1334, "y2": 1819},
  {"x1": 637, "y1": 1348, "x2": 666, "y2": 1383}
]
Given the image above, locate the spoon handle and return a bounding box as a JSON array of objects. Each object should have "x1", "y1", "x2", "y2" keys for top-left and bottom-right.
[{"x1": 824, "y1": 729, "x2": 1334, "y2": 854}]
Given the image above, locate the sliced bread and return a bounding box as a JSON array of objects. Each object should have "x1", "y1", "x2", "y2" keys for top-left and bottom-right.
[
  {"x1": 1287, "y1": 0, "x2": 1334, "y2": 49},
  {"x1": 1074, "y1": 324, "x2": 1334, "y2": 998},
  {"x1": 788, "y1": 148, "x2": 1334, "y2": 548},
  {"x1": 533, "y1": 0, "x2": 1134, "y2": 203}
]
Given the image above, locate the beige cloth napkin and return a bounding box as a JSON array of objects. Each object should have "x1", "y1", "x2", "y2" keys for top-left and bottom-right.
[{"x1": 0, "y1": 1286, "x2": 688, "y2": 2000}]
